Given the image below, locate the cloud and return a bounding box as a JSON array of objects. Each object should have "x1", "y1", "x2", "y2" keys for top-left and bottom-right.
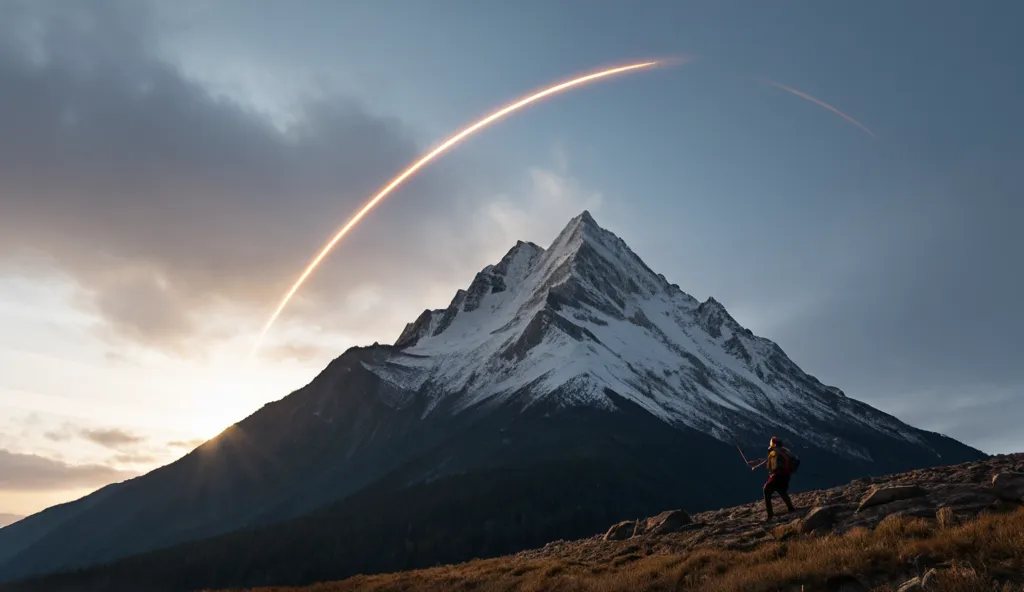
[
  {"x1": 473, "y1": 166, "x2": 604, "y2": 248},
  {"x1": 44, "y1": 424, "x2": 145, "y2": 450},
  {"x1": 0, "y1": 449, "x2": 138, "y2": 491},
  {"x1": 42, "y1": 431, "x2": 71, "y2": 443},
  {"x1": 0, "y1": 513, "x2": 23, "y2": 528},
  {"x1": 0, "y1": 1, "x2": 467, "y2": 353},
  {"x1": 0, "y1": 1, "x2": 628, "y2": 361},
  {"x1": 259, "y1": 342, "x2": 337, "y2": 363},
  {"x1": 167, "y1": 439, "x2": 207, "y2": 450},
  {"x1": 112, "y1": 453, "x2": 158, "y2": 465},
  {"x1": 81, "y1": 428, "x2": 144, "y2": 449}
]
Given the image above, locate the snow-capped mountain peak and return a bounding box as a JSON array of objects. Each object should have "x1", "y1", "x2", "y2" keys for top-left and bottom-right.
[
  {"x1": 2, "y1": 211, "x2": 980, "y2": 584},
  {"x1": 382, "y1": 211, "x2": 926, "y2": 460}
]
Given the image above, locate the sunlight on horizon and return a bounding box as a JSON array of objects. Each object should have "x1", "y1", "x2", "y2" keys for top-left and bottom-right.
[{"x1": 0, "y1": 274, "x2": 366, "y2": 515}]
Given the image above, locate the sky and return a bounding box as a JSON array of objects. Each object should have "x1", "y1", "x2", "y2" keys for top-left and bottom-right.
[{"x1": 0, "y1": 0, "x2": 1021, "y2": 519}]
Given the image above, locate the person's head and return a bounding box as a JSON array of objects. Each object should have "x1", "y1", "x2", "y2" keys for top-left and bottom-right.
[{"x1": 769, "y1": 436, "x2": 782, "y2": 449}]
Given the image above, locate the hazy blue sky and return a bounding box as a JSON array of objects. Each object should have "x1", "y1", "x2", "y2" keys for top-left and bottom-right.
[{"x1": 1, "y1": 0, "x2": 1021, "y2": 517}]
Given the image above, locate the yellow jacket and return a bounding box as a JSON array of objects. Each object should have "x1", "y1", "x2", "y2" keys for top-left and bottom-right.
[{"x1": 766, "y1": 447, "x2": 790, "y2": 474}]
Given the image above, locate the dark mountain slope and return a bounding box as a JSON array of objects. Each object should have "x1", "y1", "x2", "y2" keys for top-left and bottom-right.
[{"x1": 0, "y1": 391, "x2": 987, "y2": 592}]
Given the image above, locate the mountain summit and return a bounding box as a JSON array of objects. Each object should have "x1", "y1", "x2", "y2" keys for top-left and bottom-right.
[
  {"x1": 0, "y1": 211, "x2": 984, "y2": 586},
  {"x1": 386, "y1": 210, "x2": 934, "y2": 462}
]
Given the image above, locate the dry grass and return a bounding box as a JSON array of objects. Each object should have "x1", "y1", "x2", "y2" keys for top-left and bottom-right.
[{"x1": 227, "y1": 507, "x2": 1024, "y2": 592}]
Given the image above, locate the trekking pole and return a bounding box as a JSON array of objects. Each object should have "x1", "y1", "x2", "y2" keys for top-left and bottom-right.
[{"x1": 735, "y1": 440, "x2": 751, "y2": 465}]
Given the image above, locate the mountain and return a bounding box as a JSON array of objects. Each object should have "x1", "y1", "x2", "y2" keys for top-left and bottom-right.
[
  {"x1": 0, "y1": 516, "x2": 23, "y2": 530},
  {"x1": 0, "y1": 211, "x2": 985, "y2": 588}
]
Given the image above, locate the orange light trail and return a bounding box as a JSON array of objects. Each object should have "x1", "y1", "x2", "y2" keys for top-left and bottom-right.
[
  {"x1": 252, "y1": 59, "x2": 674, "y2": 355},
  {"x1": 765, "y1": 80, "x2": 876, "y2": 139}
]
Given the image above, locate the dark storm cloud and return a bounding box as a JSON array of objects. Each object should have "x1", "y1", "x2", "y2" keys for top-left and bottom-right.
[
  {"x1": 0, "y1": 0, "x2": 481, "y2": 351},
  {"x1": 0, "y1": 449, "x2": 137, "y2": 491}
]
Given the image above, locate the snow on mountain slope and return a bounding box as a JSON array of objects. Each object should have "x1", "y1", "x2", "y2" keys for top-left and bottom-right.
[{"x1": 384, "y1": 211, "x2": 925, "y2": 461}]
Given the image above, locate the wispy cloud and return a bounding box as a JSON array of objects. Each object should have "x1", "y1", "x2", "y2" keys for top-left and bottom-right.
[
  {"x1": 81, "y1": 429, "x2": 144, "y2": 449},
  {"x1": 112, "y1": 453, "x2": 159, "y2": 465},
  {"x1": 0, "y1": 449, "x2": 137, "y2": 491},
  {"x1": 259, "y1": 343, "x2": 337, "y2": 364},
  {"x1": 167, "y1": 439, "x2": 207, "y2": 451},
  {"x1": 44, "y1": 424, "x2": 146, "y2": 450}
]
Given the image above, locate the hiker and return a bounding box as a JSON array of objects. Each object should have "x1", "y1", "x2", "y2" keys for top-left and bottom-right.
[{"x1": 748, "y1": 436, "x2": 796, "y2": 521}]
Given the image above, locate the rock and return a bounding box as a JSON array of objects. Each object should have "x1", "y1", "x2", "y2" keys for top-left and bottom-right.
[
  {"x1": 936, "y1": 506, "x2": 956, "y2": 529},
  {"x1": 645, "y1": 509, "x2": 692, "y2": 536},
  {"x1": 920, "y1": 568, "x2": 937, "y2": 588},
  {"x1": 800, "y1": 505, "x2": 843, "y2": 533},
  {"x1": 991, "y1": 472, "x2": 1024, "y2": 501},
  {"x1": 892, "y1": 507, "x2": 940, "y2": 520},
  {"x1": 603, "y1": 520, "x2": 637, "y2": 541},
  {"x1": 771, "y1": 520, "x2": 801, "y2": 541},
  {"x1": 857, "y1": 485, "x2": 927, "y2": 512}
]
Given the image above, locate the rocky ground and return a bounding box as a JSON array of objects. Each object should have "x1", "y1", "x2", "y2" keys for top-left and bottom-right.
[
  {"x1": 234, "y1": 453, "x2": 1024, "y2": 592},
  {"x1": 509, "y1": 453, "x2": 1024, "y2": 589}
]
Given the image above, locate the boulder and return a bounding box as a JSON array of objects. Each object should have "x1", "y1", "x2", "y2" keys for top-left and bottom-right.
[
  {"x1": 771, "y1": 520, "x2": 800, "y2": 541},
  {"x1": 991, "y1": 472, "x2": 1024, "y2": 502},
  {"x1": 799, "y1": 505, "x2": 843, "y2": 534},
  {"x1": 603, "y1": 520, "x2": 637, "y2": 541},
  {"x1": 857, "y1": 485, "x2": 927, "y2": 512},
  {"x1": 645, "y1": 509, "x2": 692, "y2": 536}
]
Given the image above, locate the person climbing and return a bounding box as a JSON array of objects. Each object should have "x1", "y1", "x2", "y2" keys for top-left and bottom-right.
[{"x1": 748, "y1": 436, "x2": 796, "y2": 521}]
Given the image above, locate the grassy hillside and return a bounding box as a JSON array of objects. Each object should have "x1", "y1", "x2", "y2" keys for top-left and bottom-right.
[{"x1": 226, "y1": 506, "x2": 1024, "y2": 592}]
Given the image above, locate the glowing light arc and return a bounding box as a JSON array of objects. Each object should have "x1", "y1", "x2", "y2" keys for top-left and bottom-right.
[
  {"x1": 252, "y1": 59, "x2": 675, "y2": 355},
  {"x1": 764, "y1": 79, "x2": 876, "y2": 139}
]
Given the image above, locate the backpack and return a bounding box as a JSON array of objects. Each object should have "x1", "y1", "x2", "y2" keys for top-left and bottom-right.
[{"x1": 775, "y1": 447, "x2": 800, "y2": 475}]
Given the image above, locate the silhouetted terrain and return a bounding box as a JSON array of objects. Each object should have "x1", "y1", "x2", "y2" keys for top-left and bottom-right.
[{"x1": 6, "y1": 454, "x2": 1022, "y2": 592}]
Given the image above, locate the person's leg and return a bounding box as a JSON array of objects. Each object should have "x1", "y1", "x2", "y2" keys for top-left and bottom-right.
[
  {"x1": 777, "y1": 474, "x2": 795, "y2": 512},
  {"x1": 779, "y1": 489, "x2": 795, "y2": 512},
  {"x1": 763, "y1": 478, "x2": 777, "y2": 519}
]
